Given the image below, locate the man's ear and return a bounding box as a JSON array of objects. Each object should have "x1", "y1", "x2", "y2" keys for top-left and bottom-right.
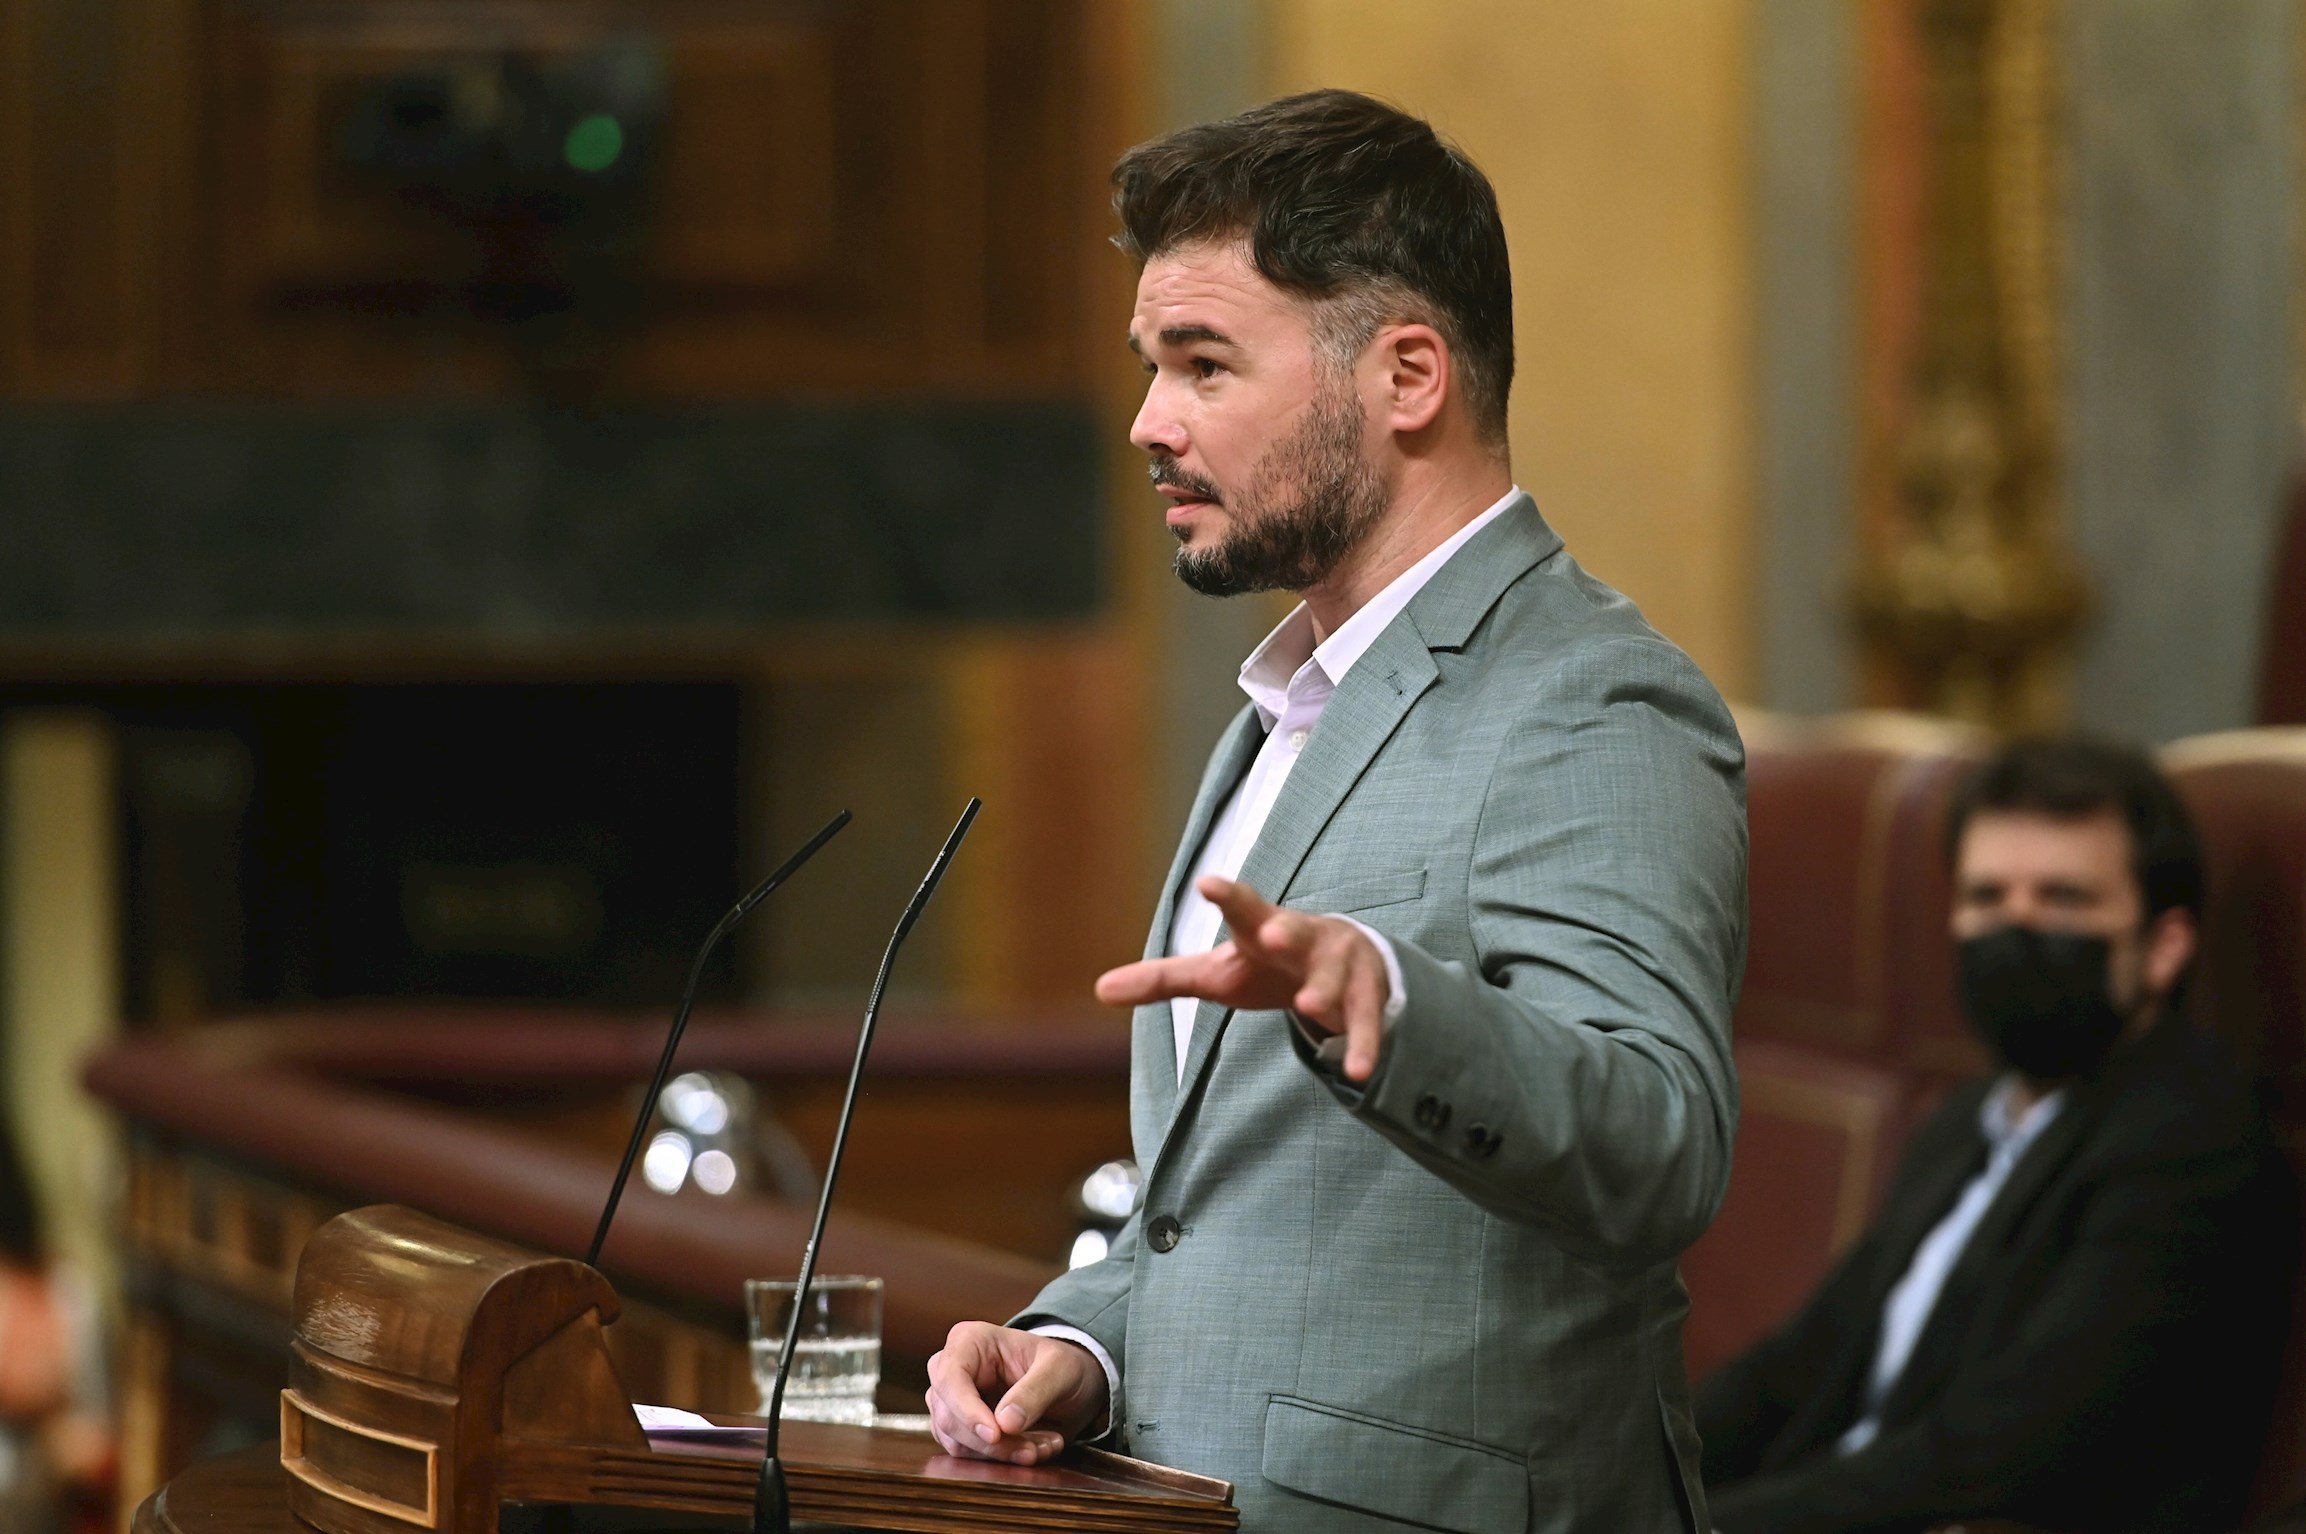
[
  {"x1": 2141, "y1": 906, "x2": 2198, "y2": 1003},
  {"x1": 1373, "y1": 323, "x2": 1451, "y2": 436}
]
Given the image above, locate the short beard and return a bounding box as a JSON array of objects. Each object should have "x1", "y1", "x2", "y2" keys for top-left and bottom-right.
[{"x1": 1169, "y1": 376, "x2": 1388, "y2": 598}]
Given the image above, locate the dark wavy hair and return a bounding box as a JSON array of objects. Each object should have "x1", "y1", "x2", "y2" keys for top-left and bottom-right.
[
  {"x1": 1111, "y1": 88, "x2": 1515, "y2": 448},
  {"x1": 1943, "y1": 736, "x2": 2206, "y2": 924}
]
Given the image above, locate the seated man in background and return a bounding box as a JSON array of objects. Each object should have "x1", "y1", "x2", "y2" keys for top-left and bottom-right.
[{"x1": 1699, "y1": 737, "x2": 2297, "y2": 1534}]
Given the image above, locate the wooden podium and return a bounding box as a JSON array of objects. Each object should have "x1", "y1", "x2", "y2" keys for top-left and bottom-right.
[{"x1": 151, "y1": 1204, "x2": 1235, "y2": 1533}]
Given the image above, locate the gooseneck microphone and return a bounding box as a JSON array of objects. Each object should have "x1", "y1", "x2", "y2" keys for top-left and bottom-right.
[
  {"x1": 585, "y1": 810, "x2": 853, "y2": 1270},
  {"x1": 755, "y1": 797, "x2": 982, "y2": 1534}
]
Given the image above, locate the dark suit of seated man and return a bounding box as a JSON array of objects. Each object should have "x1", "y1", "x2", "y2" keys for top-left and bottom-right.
[{"x1": 1699, "y1": 738, "x2": 2298, "y2": 1534}]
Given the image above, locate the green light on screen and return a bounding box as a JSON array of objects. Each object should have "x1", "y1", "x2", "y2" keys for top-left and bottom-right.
[{"x1": 564, "y1": 114, "x2": 624, "y2": 173}]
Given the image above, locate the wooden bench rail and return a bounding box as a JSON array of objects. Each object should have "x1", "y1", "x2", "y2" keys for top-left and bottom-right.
[{"x1": 85, "y1": 1026, "x2": 1060, "y2": 1360}]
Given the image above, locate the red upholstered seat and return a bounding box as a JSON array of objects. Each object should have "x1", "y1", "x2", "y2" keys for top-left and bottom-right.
[
  {"x1": 1692, "y1": 713, "x2": 1985, "y2": 1377},
  {"x1": 2162, "y1": 733, "x2": 2306, "y2": 1117},
  {"x1": 1682, "y1": 1039, "x2": 1906, "y2": 1378},
  {"x1": 2160, "y1": 731, "x2": 2306, "y2": 1518},
  {"x1": 2258, "y1": 472, "x2": 2306, "y2": 726},
  {"x1": 1733, "y1": 711, "x2": 1986, "y2": 1071}
]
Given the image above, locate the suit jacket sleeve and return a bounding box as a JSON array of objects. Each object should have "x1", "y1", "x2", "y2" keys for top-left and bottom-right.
[
  {"x1": 1294, "y1": 634, "x2": 1746, "y2": 1268},
  {"x1": 1007, "y1": 1203, "x2": 1140, "y2": 1376},
  {"x1": 1705, "y1": 1139, "x2": 2293, "y2": 1534}
]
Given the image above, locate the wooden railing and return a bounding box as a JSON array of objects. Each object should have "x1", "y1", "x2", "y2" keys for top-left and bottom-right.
[{"x1": 84, "y1": 1006, "x2": 1132, "y2": 1521}]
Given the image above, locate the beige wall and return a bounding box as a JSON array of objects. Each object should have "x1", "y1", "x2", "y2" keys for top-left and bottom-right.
[
  {"x1": 1269, "y1": 0, "x2": 1759, "y2": 698},
  {"x1": 1, "y1": 713, "x2": 120, "y2": 1304}
]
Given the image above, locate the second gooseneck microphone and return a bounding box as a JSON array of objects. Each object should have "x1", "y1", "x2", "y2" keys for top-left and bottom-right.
[
  {"x1": 586, "y1": 809, "x2": 853, "y2": 1270},
  {"x1": 754, "y1": 797, "x2": 982, "y2": 1534}
]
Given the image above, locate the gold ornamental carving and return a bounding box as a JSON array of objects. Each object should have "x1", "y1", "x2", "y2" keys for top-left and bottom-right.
[{"x1": 1852, "y1": 0, "x2": 2088, "y2": 730}]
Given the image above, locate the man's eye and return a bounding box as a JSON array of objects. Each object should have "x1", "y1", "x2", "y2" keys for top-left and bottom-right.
[{"x1": 1191, "y1": 357, "x2": 1222, "y2": 379}]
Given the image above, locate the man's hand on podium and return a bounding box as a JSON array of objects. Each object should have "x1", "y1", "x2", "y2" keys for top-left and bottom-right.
[
  {"x1": 1096, "y1": 875, "x2": 1395, "y2": 1083},
  {"x1": 924, "y1": 1323, "x2": 1108, "y2": 1466}
]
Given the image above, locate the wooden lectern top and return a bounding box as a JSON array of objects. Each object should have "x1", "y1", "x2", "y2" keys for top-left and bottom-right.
[{"x1": 270, "y1": 1205, "x2": 1233, "y2": 1533}]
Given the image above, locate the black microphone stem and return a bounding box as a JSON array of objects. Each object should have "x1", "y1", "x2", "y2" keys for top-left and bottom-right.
[
  {"x1": 755, "y1": 797, "x2": 980, "y2": 1534},
  {"x1": 585, "y1": 809, "x2": 852, "y2": 1271}
]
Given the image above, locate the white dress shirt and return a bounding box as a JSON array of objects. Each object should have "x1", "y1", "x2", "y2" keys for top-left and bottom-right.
[
  {"x1": 1034, "y1": 486, "x2": 1522, "y2": 1433},
  {"x1": 1835, "y1": 1077, "x2": 2066, "y2": 1455}
]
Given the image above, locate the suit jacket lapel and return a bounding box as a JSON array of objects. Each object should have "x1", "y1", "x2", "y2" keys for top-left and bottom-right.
[
  {"x1": 1876, "y1": 1093, "x2": 2100, "y2": 1424},
  {"x1": 1771, "y1": 1120, "x2": 1990, "y2": 1464},
  {"x1": 1135, "y1": 705, "x2": 1264, "y2": 1136},
  {"x1": 1873, "y1": 1021, "x2": 2193, "y2": 1425},
  {"x1": 1165, "y1": 495, "x2": 1567, "y2": 1120},
  {"x1": 1167, "y1": 622, "x2": 1441, "y2": 1115},
  {"x1": 1871, "y1": 1125, "x2": 1996, "y2": 1285},
  {"x1": 1147, "y1": 705, "x2": 1265, "y2": 959}
]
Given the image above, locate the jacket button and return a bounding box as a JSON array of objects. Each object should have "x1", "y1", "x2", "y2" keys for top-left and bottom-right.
[
  {"x1": 1414, "y1": 1093, "x2": 1451, "y2": 1132},
  {"x1": 1146, "y1": 1214, "x2": 1182, "y2": 1252}
]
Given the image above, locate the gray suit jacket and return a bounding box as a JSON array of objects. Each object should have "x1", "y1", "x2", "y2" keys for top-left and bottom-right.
[{"x1": 1015, "y1": 497, "x2": 1747, "y2": 1533}]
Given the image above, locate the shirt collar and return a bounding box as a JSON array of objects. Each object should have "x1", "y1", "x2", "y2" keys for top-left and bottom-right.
[
  {"x1": 1236, "y1": 486, "x2": 1523, "y2": 726},
  {"x1": 1979, "y1": 1075, "x2": 2065, "y2": 1157}
]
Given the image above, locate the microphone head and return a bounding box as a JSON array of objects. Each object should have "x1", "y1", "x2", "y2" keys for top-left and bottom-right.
[
  {"x1": 584, "y1": 806, "x2": 851, "y2": 1271},
  {"x1": 732, "y1": 809, "x2": 852, "y2": 923},
  {"x1": 893, "y1": 798, "x2": 981, "y2": 939}
]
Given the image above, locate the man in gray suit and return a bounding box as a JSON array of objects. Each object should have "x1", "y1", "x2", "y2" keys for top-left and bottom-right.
[{"x1": 923, "y1": 89, "x2": 1747, "y2": 1532}]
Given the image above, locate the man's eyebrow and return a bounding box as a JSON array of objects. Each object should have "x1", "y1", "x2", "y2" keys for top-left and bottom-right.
[
  {"x1": 1126, "y1": 324, "x2": 1240, "y2": 354},
  {"x1": 1162, "y1": 323, "x2": 1237, "y2": 349}
]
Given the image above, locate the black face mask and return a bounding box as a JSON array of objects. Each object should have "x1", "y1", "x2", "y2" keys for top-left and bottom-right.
[{"x1": 1955, "y1": 926, "x2": 2129, "y2": 1081}]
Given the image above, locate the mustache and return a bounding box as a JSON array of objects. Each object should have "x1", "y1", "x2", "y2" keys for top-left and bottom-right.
[{"x1": 1148, "y1": 457, "x2": 1222, "y2": 504}]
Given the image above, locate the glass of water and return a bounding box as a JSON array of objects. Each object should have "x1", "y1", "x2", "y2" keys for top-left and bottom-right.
[{"x1": 746, "y1": 1275, "x2": 882, "y2": 1426}]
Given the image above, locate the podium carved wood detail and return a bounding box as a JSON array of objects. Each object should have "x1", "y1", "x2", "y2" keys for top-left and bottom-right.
[{"x1": 282, "y1": 1205, "x2": 640, "y2": 1534}]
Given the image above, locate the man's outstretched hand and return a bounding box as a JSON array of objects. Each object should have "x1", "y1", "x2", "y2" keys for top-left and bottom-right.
[
  {"x1": 924, "y1": 1323, "x2": 1108, "y2": 1466},
  {"x1": 1095, "y1": 875, "x2": 1393, "y2": 1083}
]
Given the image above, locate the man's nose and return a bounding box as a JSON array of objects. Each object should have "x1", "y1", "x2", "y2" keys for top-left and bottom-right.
[
  {"x1": 1999, "y1": 890, "x2": 2061, "y2": 928},
  {"x1": 1130, "y1": 383, "x2": 1186, "y2": 458}
]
